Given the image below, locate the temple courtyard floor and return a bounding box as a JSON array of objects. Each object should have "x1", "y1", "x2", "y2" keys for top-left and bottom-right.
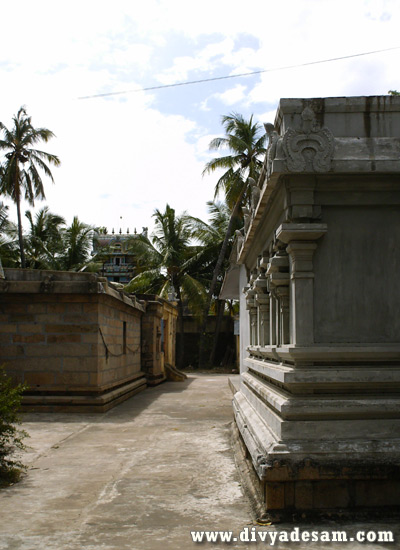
[{"x1": 0, "y1": 374, "x2": 399, "y2": 549}]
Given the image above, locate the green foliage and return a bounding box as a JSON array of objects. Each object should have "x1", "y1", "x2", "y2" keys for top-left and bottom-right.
[
  {"x1": 190, "y1": 200, "x2": 241, "y2": 299},
  {"x1": 0, "y1": 367, "x2": 28, "y2": 486},
  {"x1": 58, "y1": 216, "x2": 95, "y2": 271},
  {"x1": 125, "y1": 204, "x2": 207, "y2": 312},
  {"x1": 0, "y1": 106, "x2": 60, "y2": 268},
  {"x1": 388, "y1": 90, "x2": 400, "y2": 96},
  {"x1": 202, "y1": 112, "x2": 266, "y2": 209},
  {"x1": 198, "y1": 112, "x2": 265, "y2": 366},
  {"x1": 24, "y1": 207, "x2": 66, "y2": 269},
  {"x1": 22, "y1": 211, "x2": 97, "y2": 272},
  {"x1": 125, "y1": 204, "x2": 210, "y2": 368},
  {"x1": 0, "y1": 201, "x2": 19, "y2": 267}
]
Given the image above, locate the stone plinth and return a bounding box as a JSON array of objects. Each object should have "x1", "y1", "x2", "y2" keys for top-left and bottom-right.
[
  {"x1": 234, "y1": 96, "x2": 400, "y2": 513},
  {"x1": 0, "y1": 269, "x2": 146, "y2": 412}
]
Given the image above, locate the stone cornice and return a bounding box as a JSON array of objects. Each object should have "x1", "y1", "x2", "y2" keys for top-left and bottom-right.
[
  {"x1": 237, "y1": 96, "x2": 400, "y2": 265},
  {"x1": 1, "y1": 268, "x2": 145, "y2": 312}
]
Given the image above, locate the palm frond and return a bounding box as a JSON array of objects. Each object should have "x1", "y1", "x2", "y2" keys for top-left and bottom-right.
[
  {"x1": 203, "y1": 112, "x2": 266, "y2": 208},
  {"x1": 180, "y1": 274, "x2": 207, "y2": 316},
  {"x1": 124, "y1": 269, "x2": 166, "y2": 294}
]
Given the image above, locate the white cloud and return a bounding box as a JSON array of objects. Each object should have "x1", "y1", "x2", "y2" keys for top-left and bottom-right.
[
  {"x1": 199, "y1": 100, "x2": 212, "y2": 112},
  {"x1": 102, "y1": 43, "x2": 154, "y2": 74},
  {"x1": 2, "y1": 0, "x2": 400, "y2": 238},
  {"x1": 211, "y1": 84, "x2": 247, "y2": 106},
  {"x1": 26, "y1": 98, "x2": 215, "y2": 234},
  {"x1": 256, "y1": 110, "x2": 279, "y2": 126},
  {"x1": 156, "y1": 38, "x2": 235, "y2": 85}
]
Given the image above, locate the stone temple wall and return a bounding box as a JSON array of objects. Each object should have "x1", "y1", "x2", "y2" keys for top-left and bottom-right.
[
  {"x1": 0, "y1": 269, "x2": 146, "y2": 412},
  {"x1": 234, "y1": 96, "x2": 400, "y2": 514},
  {"x1": 136, "y1": 294, "x2": 178, "y2": 386}
]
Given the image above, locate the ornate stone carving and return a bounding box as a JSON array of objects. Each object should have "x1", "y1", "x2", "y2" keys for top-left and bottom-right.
[
  {"x1": 264, "y1": 122, "x2": 280, "y2": 177},
  {"x1": 40, "y1": 274, "x2": 54, "y2": 293},
  {"x1": 254, "y1": 271, "x2": 268, "y2": 291},
  {"x1": 242, "y1": 207, "x2": 251, "y2": 234},
  {"x1": 235, "y1": 229, "x2": 244, "y2": 255},
  {"x1": 88, "y1": 274, "x2": 98, "y2": 293},
  {"x1": 282, "y1": 106, "x2": 334, "y2": 172},
  {"x1": 248, "y1": 177, "x2": 261, "y2": 217}
]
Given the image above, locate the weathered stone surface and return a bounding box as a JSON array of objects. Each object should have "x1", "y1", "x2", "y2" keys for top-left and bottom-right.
[
  {"x1": 136, "y1": 294, "x2": 178, "y2": 386},
  {"x1": 0, "y1": 270, "x2": 179, "y2": 411},
  {"x1": 233, "y1": 96, "x2": 400, "y2": 512},
  {"x1": 0, "y1": 270, "x2": 146, "y2": 411}
]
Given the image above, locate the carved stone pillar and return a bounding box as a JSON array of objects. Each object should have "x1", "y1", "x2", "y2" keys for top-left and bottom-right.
[
  {"x1": 287, "y1": 242, "x2": 317, "y2": 345},
  {"x1": 256, "y1": 293, "x2": 270, "y2": 347},
  {"x1": 246, "y1": 288, "x2": 257, "y2": 346},
  {"x1": 250, "y1": 306, "x2": 258, "y2": 346},
  {"x1": 276, "y1": 223, "x2": 327, "y2": 345},
  {"x1": 266, "y1": 247, "x2": 289, "y2": 346},
  {"x1": 268, "y1": 285, "x2": 277, "y2": 346},
  {"x1": 275, "y1": 286, "x2": 290, "y2": 345},
  {"x1": 254, "y1": 269, "x2": 268, "y2": 348}
]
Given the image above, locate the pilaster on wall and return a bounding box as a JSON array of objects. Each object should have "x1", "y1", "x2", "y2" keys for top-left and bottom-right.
[
  {"x1": 267, "y1": 246, "x2": 290, "y2": 347},
  {"x1": 256, "y1": 294, "x2": 269, "y2": 347},
  {"x1": 275, "y1": 285, "x2": 290, "y2": 345},
  {"x1": 277, "y1": 223, "x2": 327, "y2": 346},
  {"x1": 239, "y1": 265, "x2": 250, "y2": 374}
]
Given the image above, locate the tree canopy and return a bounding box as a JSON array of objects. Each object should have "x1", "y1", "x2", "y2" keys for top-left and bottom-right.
[
  {"x1": 202, "y1": 112, "x2": 266, "y2": 209},
  {"x1": 124, "y1": 204, "x2": 209, "y2": 367},
  {"x1": 0, "y1": 107, "x2": 60, "y2": 267}
]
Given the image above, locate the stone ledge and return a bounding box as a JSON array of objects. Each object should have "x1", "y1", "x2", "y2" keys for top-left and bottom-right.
[
  {"x1": 1, "y1": 268, "x2": 145, "y2": 313},
  {"x1": 235, "y1": 389, "x2": 400, "y2": 463},
  {"x1": 145, "y1": 372, "x2": 166, "y2": 386},
  {"x1": 242, "y1": 371, "x2": 400, "y2": 420},
  {"x1": 228, "y1": 375, "x2": 240, "y2": 394},
  {"x1": 21, "y1": 375, "x2": 147, "y2": 413},
  {"x1": 244, "y1": 356, "x2": 400, "y2": 389},
  {"x1": 248, "y1": 344, "x2": 400, "y2": 363},
  {"x1": 241, "y1": 379, "x2": 400, "y2": 442}
]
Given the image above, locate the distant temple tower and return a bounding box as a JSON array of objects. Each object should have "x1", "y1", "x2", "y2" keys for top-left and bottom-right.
[{"x1": 92, "y1": 227, "x2": 148, "y2": 284}]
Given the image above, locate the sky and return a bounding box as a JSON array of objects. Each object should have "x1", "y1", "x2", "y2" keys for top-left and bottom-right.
[{"x1": 1, "y1": 0, "x2": 400, "y2": 236}]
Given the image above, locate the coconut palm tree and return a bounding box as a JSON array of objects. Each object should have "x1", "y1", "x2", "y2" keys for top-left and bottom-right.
[
  {"x1": 59, "y1": 217, "x2": 95, "y2": 271},
  {"x1": 195, "y1": 200, "x2": 243, "y2": 363},
  {"x1": 202, "y1": 112, "x2": 266, "y2": 209},
  {"x1": 24, "y1": 207, "x2": 65, "y2": 269},
  {"x1": 198, "y1": 113, "x2": 266, "y2": 366},
  {"x1": 0, "y1": 107, "x2": 60, "y2": 268},
  {"x1": 124, "y1": 204, "x2": 207, "y2": 368}
]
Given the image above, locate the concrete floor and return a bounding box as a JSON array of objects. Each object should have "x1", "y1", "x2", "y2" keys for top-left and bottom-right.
[{"x1": 0, "y1": 374, "x2": 399, "y2": 549}]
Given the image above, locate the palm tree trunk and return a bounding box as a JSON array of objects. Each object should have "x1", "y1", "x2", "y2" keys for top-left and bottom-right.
[
  {"x1": 198, "y1": 179, "x2": 248, "y2": 368},
  {"x1": 14, "y1": 183, "x2": 26, "y2": 269}
]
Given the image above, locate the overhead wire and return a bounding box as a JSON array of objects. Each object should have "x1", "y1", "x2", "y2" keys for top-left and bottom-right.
[{"x1": 77, "y1": 46, "x2": 400, "y2": 100}]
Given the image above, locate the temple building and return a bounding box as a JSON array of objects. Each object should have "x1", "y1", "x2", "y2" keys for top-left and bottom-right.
[
  {"x1": 229, "y1": 96, "x2": 400, "y2": 514},
  {"x1": 0, "y1": 268, "x2": 178, "y2": 412},
  {"x1": 92, "y1": 227, "x2": 147, "y2": 284}
]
